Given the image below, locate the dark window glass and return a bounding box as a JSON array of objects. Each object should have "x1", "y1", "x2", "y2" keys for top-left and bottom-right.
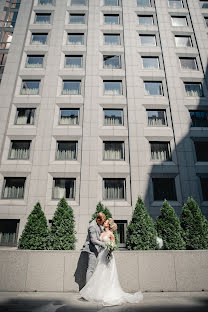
[
  {"x1": 60, "y1": 109, "x2": 79, "y2": 125},
  {"x1": 140, "y1": 35, "x2": 156, "y2": 46},
  {"x1": 200, "y1": 1, "x2": 208, "y2": 8},
  {"x1": 35, "y1": 13, "x2": 51, "y2": 24},
  {"x1": 56, "y1": 141, "x2": 77, "y2": 160},
  {"x1": 104, "y1": 0, "x2": 119, "y2": 6},
  {"x1": 21, "y1": 80, "x2": 40, "y2": 95},
  {"x1": 0, "y1": 219, "x2": 19, "y2": 246},
  {"x1": 62, "y1": 80, "x2": 81, "y2": 95},
  {"x1": 138, "y1": 15, "x2": 153, "y2": 25},
  {"x1": 137, "y1": 0, "x2": 151, "y2": 7},
  {"x1": 205, "y1": 17, "x2": 208, "y2": 27},
  {"x1": 2, "y1": 177, "x2": 25, "y2": 199},
  {"x1": 147, "y1": 110, "x2": 167, "y2": 126},
  {"x1": 150, "y1": 142, "x2": 171, "y2": 161},
  {"x1": 175, "y1": 35, "x2": 192, "y2": 47},
  {"x1": 38, "y1": 0, "x2": 53, "y2": 5},
  {"x1": 103, "y1": 178, "x2": 125, "y2": 200},
  {"x1": 104, "y1": 14, "x2": 120, "y2": 24},
  {"x1": 104, "y1": 109, "x2": 123, "y2": 126},
  {"x1": 53, "y1": 178, "x2": 75, "y2": 199},
  {"x1": 142, "y1": 57, "x2": 159, "y2": 69},
  {"x1": 171, "y1": 16, "x2": 187, "y2": 26},
  {"x1": 31, "y1": 33, "x2": 48, "y2": 44},
  {"x1": 104, "y1": 141, "x2": 124, "y2": 160},
  {"x1": 104, "y1": 81, "x2": 122, "y2": 95},
  {"x1": 153, "y1": 178, "x2": 177, "y2": 201},
  {"x1": 104, "y1": 34, "x2": 120, "y2": 45},
  {"x1": 144, "y1": 81, "x2": 163, "y2": 96},
  {"x1": 168, "y1": 0, "x2": 183, "y2": 8},
  {"x1": 184, "y1": 83, "x2": 203, "y2": 97},
  {"x1": 26, "y1": 55, "x2": 44, "y2": 68},
  {"x1": 180, "y1": 58, "x2": 197, "y2": 70},
  {"x1": 103, "y1": 55, "x2": 121, "y2": 69},
  {"x1": 65, "y1": 55, "x2": 82, "y2": 68},
  {"x1": 200, "y1": 178, "x2": 208, "y2": 201},
  {"x1": 190, "y1": 111, "x2": 208, "y2": 127},
  {"x1": 68, "y1": 33, "x2": 84, "y2": 45},
  {"x1": 9, "y1": 140, "x2": 31, "y2": 160},
  {"x1": 71, "y1": 0, "x2": 86, "y2": 5},
  {"x1": 15, "y1": 108, "x2": 35, "y2": 125},
  {"x1": 194, "y1": 141, "x2": 208, "y2": 161},
  {"x1": 69, "y1": 14, "x2": 85, "y2": 24}
]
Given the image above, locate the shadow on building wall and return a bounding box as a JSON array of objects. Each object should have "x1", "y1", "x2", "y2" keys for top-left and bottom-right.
[{"x1": 144, "y1": 64, "x2": 208, "y2": 220}]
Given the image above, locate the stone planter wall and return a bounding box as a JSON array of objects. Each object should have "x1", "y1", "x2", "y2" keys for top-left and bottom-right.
[{"x1": 0, "y1": 250, "x2": 207, "y2": 292}]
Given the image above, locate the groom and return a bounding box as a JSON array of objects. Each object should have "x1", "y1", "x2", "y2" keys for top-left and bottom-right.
[{"x1": 82, "y1": 212, "x2": 106, "y2": 283}]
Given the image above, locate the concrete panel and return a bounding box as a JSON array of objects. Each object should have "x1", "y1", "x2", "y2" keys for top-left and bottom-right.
[
  {"x1": 64, "y1": 252, "x2": 82, "y2": 292},
  {"x1": 26, "y1": 251, "x2": 64, "y2": 291},
  {"x1": 174, "y1": 251, "x2": 208, "y2": 291},
  {"x1": 0, "y1": 250, "x2": 28, "y2": 291},
  {"x1": 138, "y1": 251, "x2": 177, "y2": 292}
]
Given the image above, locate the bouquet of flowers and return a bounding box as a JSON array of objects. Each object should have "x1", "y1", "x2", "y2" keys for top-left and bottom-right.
[{"x1": 105, "y1": 241, "x2": 118, "y2": 261}]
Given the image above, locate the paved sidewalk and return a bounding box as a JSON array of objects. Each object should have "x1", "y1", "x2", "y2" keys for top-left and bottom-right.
[{"x1": 0, "y1": 292, "x2": 208, "y2": 312}]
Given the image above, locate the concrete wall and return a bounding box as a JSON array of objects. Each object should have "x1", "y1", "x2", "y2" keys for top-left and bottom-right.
[{"x1": 0, "y1": 250, "x2": 208, "y2": 292}]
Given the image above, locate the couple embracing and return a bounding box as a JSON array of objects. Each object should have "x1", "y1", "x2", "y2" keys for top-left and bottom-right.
[{"x1": 80, "y1": 212, "x2": 143, "y2": 306}]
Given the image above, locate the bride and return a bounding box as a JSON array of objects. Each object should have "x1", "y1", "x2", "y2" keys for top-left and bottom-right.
[{"x1": 80, "y1": 218, "x2": 143, "y2": 306}]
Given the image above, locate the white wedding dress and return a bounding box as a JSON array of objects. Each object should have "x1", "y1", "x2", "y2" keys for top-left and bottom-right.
[{"x1": 80, "y1": 234, "x2": 143, "y2": 306}]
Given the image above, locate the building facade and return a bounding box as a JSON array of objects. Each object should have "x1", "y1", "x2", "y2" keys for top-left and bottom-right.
[{"x1": 0, "y1": 0, "x2": 208, "y2": 249}]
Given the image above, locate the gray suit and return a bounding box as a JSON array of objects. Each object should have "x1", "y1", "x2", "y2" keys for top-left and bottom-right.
[{"x1": 82, "y1": 219, "x2": 105, "y2": 282}]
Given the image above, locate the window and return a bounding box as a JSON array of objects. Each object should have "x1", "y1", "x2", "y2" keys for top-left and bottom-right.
[
  {"x1": 104, "y1": 34, "x2": 120, "y2": 45},
  {"x1": 200, "y1": 1, "x2": 208, "y2": 8},
  {"x1": 194, "y1": 141, "x2": 208, "y2": 161},
  {"x1": 26, "y1": 55, "x2": 44, "y2": 68},
  {"x1": 0, "y1": 11, "x2": 18, "y2": 27},
  {"x1": 59, "y1": 109, "x2": 79, "y2": 125},
  {"x1": 104, "y1": 80, "x2": 122, "y2": 95},
  {"x1": 168, "y1": 0, "x2": 183, "y2": 8},
  {"x1": 175, "y1": 35, "x2": 192, "y2": 47},
  {"x1": 144, "y1": 81, "x2": 163, "y2": 96},
  {"x1": 69, "y1": 13, "x2": 85, "y2": 24},
  {"x1": 179, "y1": 57, "x2": 197, "y2": 70},
  {"x1": 103, "y1": 141, "x2": 124, "y2": 160},
  {"x1": 171, "y1": 16, "x2": 187, "y2": 26},
  {"x1": 147, "y1": 110, "x2": 167, "y2": 126},
  {"x1": 200, "y1": 178, "x2": 208, "y2": 201},
  {"x1": 15, "y1": 108, "x2": 35, "y2": 125},
  {"x1": 142, "y1": 57, "x2": 159, "y2": 69},
  {"x1": 65, "y1": 55, "x2": 83, "y2": 68},
  {"x1": 56, "y1": 141, "x2": 78, "y2": 160},
  {"x1": 137, "y1": 0, "x2": 151, "y2": 7},
  {"x1": 68, "y1": 33, "x2": 84, "y2": 45},
  {"x1": 38, "y1": 0, "x2": 53, "y2": 5},
  {"x1": 0, "y1": 219, "x2": 19, "y2": 246},
  {"x1": 150, "y1": 142, "x2": 171, "y2": 161},
  {"x1": 104, "y1": 0, "x2": 119, "y2": 6},
  {"x1": 104, "y1": 14, "x2": 120, "y2": 25},
  {"x1": 138, "y1": 15, "x2": 154, "y2": 25},
  {"x1": 103, "y1": 178, "x2": 125, "y2": 200},
  {"x1": 2, "y1": 177, "x2": 25, "y2": 199},
  {"x1": 21, "y1": 80, "x2": 40, "y2": 95},
  {"x1": 0, "y1": 54, "x2": 7, "y2": 74},
  {"x1": 9, "y1": 140, "x2": 31, "y2": 160},
  {"x1": 184, "y1": 82, "x2": 203, "y2": 97},
  {"x1": 204, "y1": 16, "x2": 208, "y2": 26},
  {"x1": 62, "y1": 80, "x2": 81, "y2": 95},
  {"x1": 103, "y1": 55, "x2": 121, "y2": 69},
  {"x1": 140, "y1": 34, "x2": 156, "y2": 46},
  {"x1": 114, "y1": 220, "x2": 127, "y2": 247},
  {"x1": 35, "y1": 13, "x2": 51, "y2": 24},
  {"x1": 152, "y1": 178, "x2": 177, "y2": 201},
  {"x1": 53, "y1": 178, "x2": 75, "y2": 199},
  {"x1": 31, "y1": 33, "x2": 47, "y2": 45},
  {"x1": 71, "y1": 0, "x2": 86, "y2": 5},
  {"x1": 104, "y1": 109, "x2": 123, "y2": 126},
  {"x1": 0, "y1": 31, "x2": 13, "y2": 49},
  {"x1": 190, "y1": 111, "x2": 208, "y2": 127}
]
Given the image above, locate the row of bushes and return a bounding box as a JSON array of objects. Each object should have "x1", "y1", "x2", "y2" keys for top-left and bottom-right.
[
  {"x1": 126, "y1": 197, "x2": 208, "y2": 250},
  {"x1": 18, "y1": 196, "x2": 208, "y2": 250}
]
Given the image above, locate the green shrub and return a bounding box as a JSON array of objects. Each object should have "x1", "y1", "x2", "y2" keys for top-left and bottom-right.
[
  {"x1": 180, "y1": 197, "x2": 208, "y2": 250},
  {"x1": 126, "y1": 196, "x2": 158, "y2": 250},
  {"x1": 49, "y1": 197, "x2": 76, "y2": 250},
  {"x1": 18, "y1": 202, "x2": 49, "y2": 250},
  {"x1": 90, "y1": 201, "x2": 118, "y2": 244},
  {"x1": 155, "y1": 200, "x2": 186, "y2": 250}
]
